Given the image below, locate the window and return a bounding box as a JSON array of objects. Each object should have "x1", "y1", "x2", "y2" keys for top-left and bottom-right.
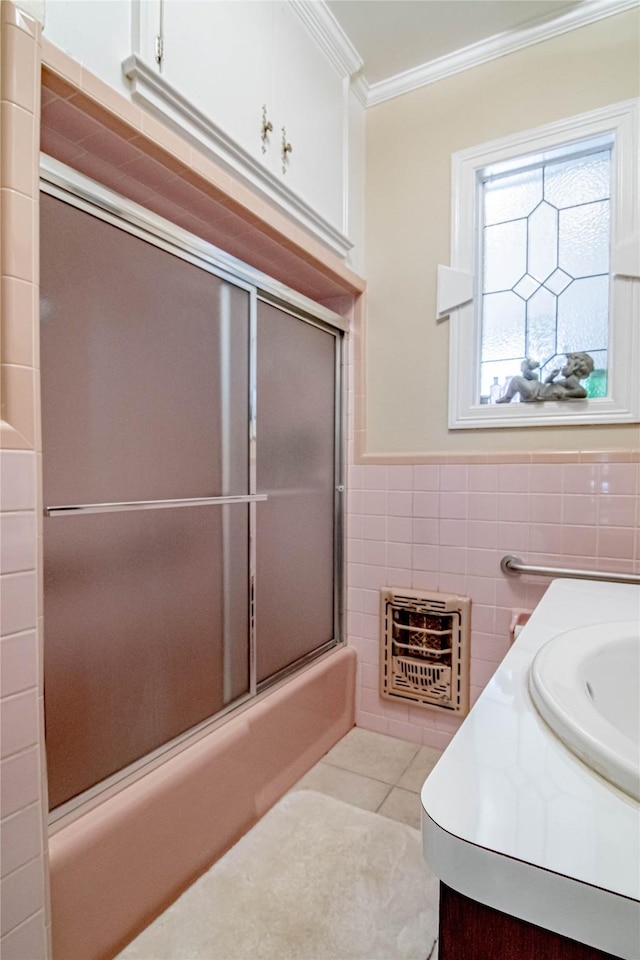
[{"x1": 444, "y1": 101, "x2": 639, "y2": 429}]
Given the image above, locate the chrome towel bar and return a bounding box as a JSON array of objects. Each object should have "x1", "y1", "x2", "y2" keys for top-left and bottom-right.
[
  {"x1": 45, "y1": 494, "x2": 268, "y2": 517},
  {"x1": 501, "y1": 554, "x2": 640, "y2": 586}
]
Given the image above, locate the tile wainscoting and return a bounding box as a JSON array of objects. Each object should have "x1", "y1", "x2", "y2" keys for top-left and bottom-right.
[
  {"x1": 346, "y1": 457, "x2": 639, "y2": 750},
  {"x1": 0, "y1": 449, "x2": 48, "y2": 960}
]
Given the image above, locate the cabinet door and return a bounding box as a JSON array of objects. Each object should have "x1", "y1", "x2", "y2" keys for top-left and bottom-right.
[
  {"x1": 274, "y1": 2, "x2": 345, "y2": 231},
  {"x1": 161, "y1": 0, "x2": 275, "y2": 161},
  {"x1": 139, "y1": 1, "x2": 349, "y2": 243}
]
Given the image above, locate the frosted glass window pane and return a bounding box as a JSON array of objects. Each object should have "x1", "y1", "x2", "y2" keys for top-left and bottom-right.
[
  {"x1": 544, "y1": 269, "x2": 572, "y2": 295},
  {"x1": 559, "y1": 201, "x2": 610, "y2": 278},
  {"x1": 526, "y1": 287, "x2": 557, "y2": 360},
  {"x1": 528, "y1": 201, "x2": 558, "y2": 282},
  {"x1": 481, "y1": 292, "x2": 525, "y2": 361},
  {"x1": 477, "y1": 140, "x2": 612, "y2": 405},
  {"x1": 481, "y1": 358, "x2": 526, "y2": 400},
  {"x1": 557, "y1": 276, "x2": 609, "y2": 353},
  {"x1": 484, "y1": 168, "x2": 542, "y2": 225},
  {"x1": 544, "y1": 150, "x2": 611, "y2": 208},
  {"x1": 256, "y1": 302, "x2": 336, "y2": 684},
  {"x1": 483, "y1": 220, "x2": 527, "y2": 292},
  {"x1": 513, "y1": 274, "x2": 539, "y2": 301}
]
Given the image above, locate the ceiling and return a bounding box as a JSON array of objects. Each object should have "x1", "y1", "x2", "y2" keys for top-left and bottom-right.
[{"x1": 325, "y1": 0, "x2": 585, "y2": 86}]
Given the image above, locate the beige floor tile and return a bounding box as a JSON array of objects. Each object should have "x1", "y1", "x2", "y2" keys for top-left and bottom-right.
[
  {"x1": 397, "y1": 745, "x2": 443, "y2": 792},
  {"x1": 377, "y1": 787, "x2": 423, "y2": 830},
  {"x1": 322, "y1": 727, "x2": 420, "y2": 785},
  {"x1": 291, "y1": 761, "x2": 392, "y2": 812}
]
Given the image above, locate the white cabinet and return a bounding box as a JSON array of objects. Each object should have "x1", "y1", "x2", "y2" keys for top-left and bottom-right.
[
  {"x1": 124, "y1": 0, "x2": 358, "y2": 255},
  {"x1": 273, "y1": 2, "x2": 345, "y2": 230},
  {"x1": 43, "y1": 0, "x2": 362, "y2": 257},
  {"x1": 160, "y1": 1, "x2": 275, "y2": 164}
]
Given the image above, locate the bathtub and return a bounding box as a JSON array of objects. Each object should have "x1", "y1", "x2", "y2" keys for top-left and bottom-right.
[{"x1": 48, "y1": 647, "x2": 356, "y2": 960}]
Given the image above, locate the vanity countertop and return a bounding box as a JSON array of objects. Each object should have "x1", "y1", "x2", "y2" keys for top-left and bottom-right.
[{"x1": 421, "y1": 578, "x2": 640, "y2": 959}]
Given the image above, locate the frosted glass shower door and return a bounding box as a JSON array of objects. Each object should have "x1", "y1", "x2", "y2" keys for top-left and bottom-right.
[
  {"x1": 40, "y1": 194, "x2": 252, "y2": 810},
  {"x1": 255, "y1": 301, "x2": 339, "y2": 684}
]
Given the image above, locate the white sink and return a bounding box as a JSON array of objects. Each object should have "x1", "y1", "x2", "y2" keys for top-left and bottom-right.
[{"x1": 529, "y1": 620, "x2": 640, "y2": 801}]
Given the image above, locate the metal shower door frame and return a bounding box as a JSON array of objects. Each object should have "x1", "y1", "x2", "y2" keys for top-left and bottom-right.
[{"x1": 40, "y1": 157, "x2": 346, "y2": 821}]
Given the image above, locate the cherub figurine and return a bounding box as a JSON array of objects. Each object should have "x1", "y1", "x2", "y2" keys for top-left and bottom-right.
[
  {"x1": 520, "y1": 358, "x2": 540, "y2": 381},
  {"x1": 496, "y1": 352, "x2": 594, "y2": 403}
]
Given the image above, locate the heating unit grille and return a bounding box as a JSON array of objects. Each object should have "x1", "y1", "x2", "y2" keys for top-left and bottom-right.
[{"x1": 380, "y1": 589, "x2": 470, "y2": 714}]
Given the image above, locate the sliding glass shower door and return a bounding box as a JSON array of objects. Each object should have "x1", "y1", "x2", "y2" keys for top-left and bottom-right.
[
  {"x1": 41, "y1": 194, "x2": 252, "y2": 810},
  {"x1": 40, "y1": 175, "x2": 344, "y2": 815},
  {"x1": 255, "y1": 301, "x2": 338, "y2": 684}
]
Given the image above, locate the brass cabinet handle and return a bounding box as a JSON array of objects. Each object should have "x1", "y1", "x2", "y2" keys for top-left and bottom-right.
[
  {"x1": 281, "y1": 127, "x2": 292, "y2": 173},
  {"x1": 261, "y1": 105, "x2": 273, "y2": 154}
]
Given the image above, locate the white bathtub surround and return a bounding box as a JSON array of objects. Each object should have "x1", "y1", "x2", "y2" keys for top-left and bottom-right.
[
  {"x1": 421, "y1": 578, "x2": 640, "y2": 959},
  {"x1": 117, "y1": 790, "x2": 439, "y2": 960}
]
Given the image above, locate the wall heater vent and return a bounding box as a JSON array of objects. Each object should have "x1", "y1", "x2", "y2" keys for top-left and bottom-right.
[{"x1": 380, "y1": 588, "x2": 470, "y2": 715}]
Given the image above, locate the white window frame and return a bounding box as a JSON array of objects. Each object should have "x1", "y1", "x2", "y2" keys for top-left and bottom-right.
[{"x1": 446, "y1": 100, "x2": 639, "y2": 429}]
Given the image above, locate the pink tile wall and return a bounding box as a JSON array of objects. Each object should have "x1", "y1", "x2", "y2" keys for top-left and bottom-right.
[
  {"x1": 0, "y1": 451, "x2": 48, "y2": 960},
  {"x1": 346, "y1": 457, "x2": 639, "y2": 750},
  {"x1": 1, "y1": 5, "x2": 49, "y2": 959}
]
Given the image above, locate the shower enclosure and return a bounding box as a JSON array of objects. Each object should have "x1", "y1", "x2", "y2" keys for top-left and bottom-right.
[{"x1": 39, "y1": 164, "x2": 344, "y2": 815}]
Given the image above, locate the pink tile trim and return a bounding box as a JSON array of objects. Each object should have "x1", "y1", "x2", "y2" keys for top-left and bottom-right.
[
  {"x1": 1, "y1": 803, "x2": 44, "y2": 876},
  {"x1": 0, "y1": 909, "x2": 47, "y2": 960},
  {"x1": 0, "y1": 689, "x2": 39, "y2": 759},
  {"x1": 38, "y1": 53, "x2": 364, "y2": 302},
  {"x1": 0, "y1": 857, "x2": 45, "y2": 939},
  {"x1": 0, "y1": 631, "x2": 38, "y2": 697},
  {"x1": 0, "y1": 749, "x2": 41, "y2": 819},
  {"x1": 356, "y1": 450, "x2": 640, "y2": 466}
]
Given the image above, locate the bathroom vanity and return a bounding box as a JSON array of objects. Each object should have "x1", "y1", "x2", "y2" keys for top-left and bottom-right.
[{"x1": 421, "y1": 578, "x2": 640, "y2": 960}]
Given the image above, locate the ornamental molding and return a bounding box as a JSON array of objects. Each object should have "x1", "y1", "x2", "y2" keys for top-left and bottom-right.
[
  {"x1": 289, "y1": 0, "x2": 363, "y2": 80},
  {"x1": 363, "y1": 0, "x2": 639, "y2": 107},
  {"x1": 122, "y1": 54, "x2": 352, "y2": 259}
]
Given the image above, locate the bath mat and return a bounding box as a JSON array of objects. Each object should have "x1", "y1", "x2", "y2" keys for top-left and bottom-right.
[{"x1": 116, "y1": 789, "x2": 439, "y2": 960}]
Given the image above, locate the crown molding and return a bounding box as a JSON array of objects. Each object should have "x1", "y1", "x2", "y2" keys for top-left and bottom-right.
[
  {"x1": 351, "y1": 73, "x2": 369, "y2": 109},
  {"x1": 289, "y1": 0, "x2": 363, "y2": 79},
  {"x1": 366, "y1": 0, "x2": 639, "y2": 107}
]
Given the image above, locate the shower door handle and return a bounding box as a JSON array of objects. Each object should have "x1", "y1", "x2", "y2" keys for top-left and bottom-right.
[{"x1": 45, "y1": 494, "x2": 268, "y2": 517}]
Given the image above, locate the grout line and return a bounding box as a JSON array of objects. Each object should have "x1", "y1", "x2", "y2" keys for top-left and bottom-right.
[
  {"x1": 388, "y1": 744, "x2": 423, "y2": 787},
  {"x1": 374, "y1": 784, "x2": 394, "y2": 813},
  {"x1": 321, "y1": 757, "x2": 411, "y2": 788}
]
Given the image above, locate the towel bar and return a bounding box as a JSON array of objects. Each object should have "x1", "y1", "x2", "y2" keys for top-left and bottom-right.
[{"x1": 501, "y1": 554, "x2": 640, "y2": 585}]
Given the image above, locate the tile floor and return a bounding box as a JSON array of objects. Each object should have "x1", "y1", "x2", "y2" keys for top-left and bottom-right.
[{"x1": 290, "y1": 726, "x2": 442, "y2": 831}]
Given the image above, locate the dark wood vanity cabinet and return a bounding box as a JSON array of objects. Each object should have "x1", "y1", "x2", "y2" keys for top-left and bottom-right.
[{"x1": 438, "y1": 883, "x2": 621, "y2": 960}]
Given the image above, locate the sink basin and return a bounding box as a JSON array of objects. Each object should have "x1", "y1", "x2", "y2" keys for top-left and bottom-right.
[{"x1": 529, "y1": 620, "x2": 640, "y2": 801}]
